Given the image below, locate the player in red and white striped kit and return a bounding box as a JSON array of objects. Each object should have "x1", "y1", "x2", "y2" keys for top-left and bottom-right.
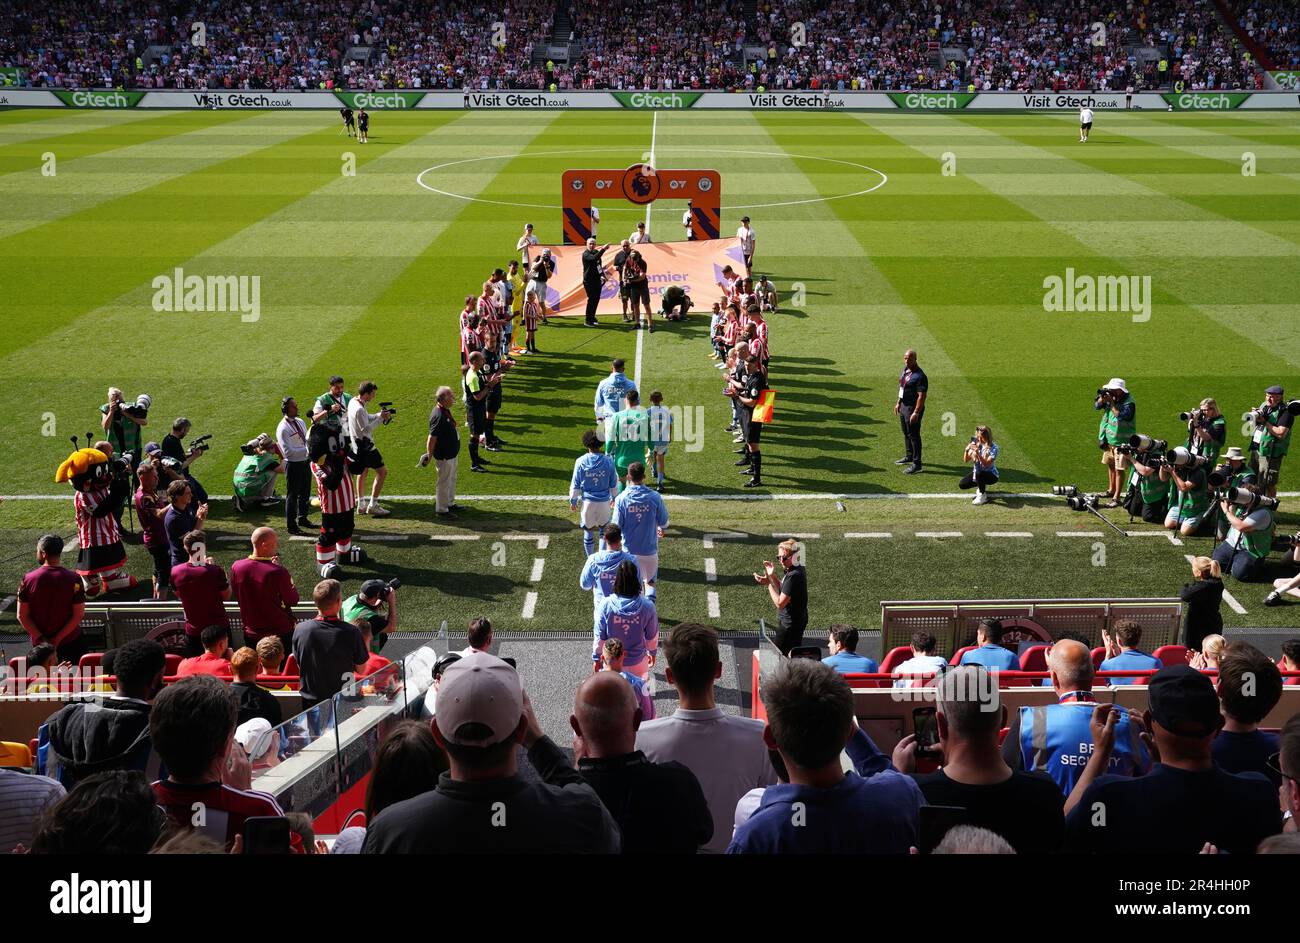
[
  {"x1": 56, "y1": 448, "x2": 138, "y2": 597},
  {"x1": 308, "y1": 423, "x2": 359, "y2": 578}
]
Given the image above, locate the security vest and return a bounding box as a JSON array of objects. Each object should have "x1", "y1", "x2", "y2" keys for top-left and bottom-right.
[
  {"x1": 1098, "y1": 395, "x2": 1136, "y2": 446},
  {"x1": 1260, "y1": 404, "x2": 1291, "y2": 458},
  {"x1": 1018, "y1": 696, "x2": 1150, "y2": 795}
]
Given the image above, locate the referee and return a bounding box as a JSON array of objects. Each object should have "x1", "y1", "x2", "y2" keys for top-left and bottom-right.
[
  {"x1": 581, "y1": 238, "x2": 609, "y2": 327},
  {"x1": 894, "y1": 349, "x2": 928, "y2": 475}
]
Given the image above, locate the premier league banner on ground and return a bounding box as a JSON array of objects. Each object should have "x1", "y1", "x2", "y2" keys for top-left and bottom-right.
[{"x1": 540, "y1": 237, "x2": 743, "y2": 316}]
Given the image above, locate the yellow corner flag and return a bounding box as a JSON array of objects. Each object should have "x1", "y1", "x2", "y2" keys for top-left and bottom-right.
[{"x1": 752, "y1": 390, "x2": 777, "y2": 424}]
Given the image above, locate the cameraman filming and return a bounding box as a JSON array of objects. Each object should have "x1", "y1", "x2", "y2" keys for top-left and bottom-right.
[
  {"x1": 1183, "y1": 398, "x2": 1226, "y2": 464},
  {"x1": 1095, "y1": 378, "x2": 1136, "y2": 507},
  {"x1": 1162, "y1": 454, "x2": 1213, "y2": 538},
  {"x1": 1212, "y1": 485, "x2": 1276, "y2": 582},
  {"x1": 1248, "y1": 385, "x2": 1293, "y2": 498},
  {"x1": 348, "y1": 381, "x2": 395, "y2": 518},
  {"x1": 100, "y1": 387, "x2": 147, "y2": 470},
  {"x1": 341, "y1": 578, "x2": 398, "y2": 654},
  {"x1": 161, "y1": 417, "x2": 209, "y2": 504}
]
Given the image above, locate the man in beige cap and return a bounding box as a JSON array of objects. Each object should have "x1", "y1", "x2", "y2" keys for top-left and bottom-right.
[{"x1": 361, "y1": 651, "x2": 620, "y2": 853}]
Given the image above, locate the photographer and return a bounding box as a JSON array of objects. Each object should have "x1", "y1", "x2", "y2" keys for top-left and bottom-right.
[
  {"x1": 99, "y1": 388, "x2": 147, "y2": 470},
  {"x1": 231, "y1": 433, "x2": 285, "y2": 513},
  {"x1": 312, "y1": 375, "x2": 352, "y2": 438},
  {"x1": 527, "y1": 248, "x2": 556, "y2": 321},
  {"x1": 1183, "y1": 398, "x2": 1226, "y2": 464},
  {"x1": 1126, "y1": 450, "x2": 1167, "y2": 524},
  {"x1": 1211, "y1": 447, "x2": 1256, "y2": 540},
  {"x1": 959, "y1": 425, "x2": 999, "y2": 505},
  {"x1": 1094, "y1": 378, "x2": 1135, "y2": 507},
  {"x1": 1161, "y1": 454, "x2": 1213, "y2": 537},
  {"x1": 161, "y1": 417, "x2": 209, "y2": 505},
  {"x1": 1212, "y1": 485, "x2": 1276, "y2": 582},
  {"x1": 347, "y1": 381, "x2": 394, "y2": 518},
  {"x1": 275, "y1": 396, "x2": 313, "y2": 535},
  {"x1": 1249, "y1": 385, "x2": 1293, "y2": 498},
  {"x1": 623, "y1": 249, "x2": 651, "y2": 331},
  {"x1": 341, "y1": 579, "x2": 399, "y2": 654}
]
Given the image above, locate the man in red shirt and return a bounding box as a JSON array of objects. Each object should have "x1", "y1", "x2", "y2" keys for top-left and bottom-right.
[
  {"x1": 151, "y1": 676, "x2": 302, "y2": 852},
  {"x1": 16, "y1": 535, "x2": 88, "y2": 664},
  {"x1": 176, "y1": 624, "x2": 235, "y2": 679},
  {"x1": 230, "y1": 527, "x2": 299, "y2": 649},
  {"x1": 170, "y1": 530, "x2": 231, "y2": 656}
]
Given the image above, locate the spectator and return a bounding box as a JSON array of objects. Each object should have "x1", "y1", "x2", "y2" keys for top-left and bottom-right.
[
  {"x1": 230, "y1": 646, "x2": 282, "y2": 727},
  {"x1": 600, "y1": 637, "x2": 654, "y2": 720},
  {"x1": 0, "y1": 765, "x2": 65, "y2": 854},
  {"x1": 362, "y1": 652, "x2": 620, "y2": 853},
  {"x1": 462, "y1": 615, "x2": 493, "y2": 655},
  {"x1": 594, "y1": 560, "x2": 658, "y2": 679},
  {"x1": 1258, "y1": 833, "x2": 1300, "y2": 854},
  {"x1": 1064, "y1": 666, "x2": 1280, "y2": 854},
  {"x1": 151, "y1": 676, "x2": 302, "y2": 851},
  {"x1": 176, "y1": 623, "x2": 235, "y2": 679},
  {"x1": 31, "y1": 770, "x2": 166, "y2": 855},
  {"x1": 16, "y1": 534, "x2": 87, "y2": 664},
  {"x1": 286, "y1": 812, "x2": 326, "y2": 854},
  {"x1": 1180, "y1": 555, "x2": 1224, "y2": 651},
  {"x1": 1276, "y1": 714, "x2": 1300, "y2": 834},
  {"x1": 134, "y1": 461, "x2": 172, "y2": 599},
  {"x1": 1283, "y1": 640, "x2": 1300, "y2": 684},
  {"x1": 234, "y1": 718, "x2": 281, "y2": 773},
  {"x1": 892, "y1": 630, "x2": 948, "y2": 688},
  {"x1": 822, "y1": 624, "x2": 878, "y2": 674},
  {"x1": 636, "y1": 623, "x2": 780, "y2": 854},
  {"x1": 341, "y1": 578, "x2": 398, "y2": 651},
  {"x1": 729, "y1": 659, "x2": 922, "y2": 853},
  {"x1": 897, "y1": 665, "x2": 1064, "y2": 854},
  {"x1": 255, "y1": 635, "x2": 286, "y2": 676},
  {"x1": 568, "y1": 670, "x2": 712, "y2": 854},
  {"x1": 230, "y1": 526, "x2": 299, "y2": 649},
  {"x1": 933, "y1": 825, "x2": 1016, "y2": 855},
  {"x1": 170, "y1": 530, "x2": 230, "y2": 657},
  {"x1": 332, "y1": 719, "x2": 447, "y2": 854},
  {"x1": 163, "y1": 479, "x2": 207, "y2": 567},
  {"x1": 1002, "y1": 639, "x2": 1150, "y2": 795},
  {"x1": 292, "y1": 579, "x2": 368, "y2": 709},
  {"x1": 1212, "y1": 642, "x2": 1283, "y2": 787},
  {"x1": 38, "y1": 639, "x2": 166, "y2": 789},
  {"x1": 22, "y1": 642, "x2": 61, "y2": 694},
  {"x1": 958, "y1": 618, "x2": 1019, "y2": 672},
  {"x1": 1099, "y1": 619, "x2": 1161, "y2": 685},
  {"x1": 1189, "y1": 633, "x2": 1226, "y2": 671}
]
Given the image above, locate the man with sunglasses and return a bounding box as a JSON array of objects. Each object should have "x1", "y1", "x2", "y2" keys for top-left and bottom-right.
[{"x1": 755, "y1": 539, "x2": 807, "y2": 655}]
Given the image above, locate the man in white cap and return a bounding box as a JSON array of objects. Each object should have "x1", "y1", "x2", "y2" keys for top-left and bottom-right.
[
  {"x1": 361, "y1": 651, "x2": 620, "y2": 853},
  {"x1": 1095, "y1": 378, "x2": 1136, "y2": 507}
]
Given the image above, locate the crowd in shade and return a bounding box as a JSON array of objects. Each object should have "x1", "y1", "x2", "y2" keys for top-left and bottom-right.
[{"x1": 1, "y1": 0, "x2": 1286, "y2": 92}]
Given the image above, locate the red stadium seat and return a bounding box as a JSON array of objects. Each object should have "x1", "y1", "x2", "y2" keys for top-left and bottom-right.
[
  {"x1": 7, "y1": 657, "x2": 25, "y2": 677},
  {"x1": 29, "y1": 738, "x2": 39, "y2": 759},
  {"x1": 1153, "y1": 645, "x2": 1188, "y2": 669},
  {"x1": 998, "y1": 726, "x2": 1009, "y2": 746},
  {"x1": 1277, "y1": 659, "x2": 1300, "y2": 686},
  {"x1": 164, "y1": 654, "x2": 182, "y2": 676},
  {"x1": 879, "y1": 646, "x2": 913, "y2": 673},
  {"x1": 949, "y1": 646, "x2": 975, "y2": 666},
  {"x1": 1008, "y1": 644, "x2": 1049, "y2": 688},
  {"x1": 284, "y1": 654, "x2": 299, "y2": 677},
  {"x1": 1091, "y1": 647, "x2": 1106, "y2": 670},
  {"x1": 78, "y1": 652, "x2": 104, "y2": 673}
]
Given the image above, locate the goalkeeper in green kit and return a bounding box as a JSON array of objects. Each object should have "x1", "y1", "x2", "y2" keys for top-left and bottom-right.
[
  {"x1": 232, "y1": 433, "x2": 285, "y2": 512},
  {"x1": 605, "y1": 389, "x2": 650, "y2": 492}
]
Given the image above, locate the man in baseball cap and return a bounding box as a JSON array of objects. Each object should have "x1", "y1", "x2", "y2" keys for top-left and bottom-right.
[
  {"x1": 361, "y1": 651, "x2": 620, "y2": 853},
  {"x1": 1063, "y1": 666, "x2": 1279, "y2": 854},
  {"x1": 340, "y1": 578, "x2": 396, "y2": 651},
  {"x1": 1255, "y1": 384, "x2": 1293, "y2": 498}
]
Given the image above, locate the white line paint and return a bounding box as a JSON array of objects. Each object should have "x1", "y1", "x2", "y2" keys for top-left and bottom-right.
[
  {"x1": 845, "y1": 532, "x2": 893, "y2": 538},
  {"x1": 985, "y1": 531, "x2": 1034, "y2": 538},
  {"x1": 355, "y1": 535, "x2": 409, "y2": 542},
  {"x1": 772, "y1": 532, "x2": 820, "y2": 539},
  {"x1": 704, "y1": 558, "x2": 716, "y2": 582},
  {"x1": 1165, "y1": 532, "x2": 1184, "y2": 547},
  {"x1": 503, "y1": 533, "x2": 550, "y2": 549},
  {"x1": 430, "y1": 534, "x2": 482, "y2": 541},
  {"x1": 12, "y1": 491, "x2": 1300, "y2": 502},
  {"x1": 1184, "y1": 554, "x2": 1247, "y2": 614},
  {"x1": 529, "y1": 558, "x2": 545, "y2": 583},
  {"x1": 702, "y1": 530, "x2": 746, "y2": 549},
  {"x1": 707, "y1": 590, "x2": 720, "y2": 618},
  {"x1": 288, "y1": 535, "x2": 314, "y2": 542},
  {"x1": 521, "y1": 591, "x2": 538, "y2": 619},
  {"x1": 916, "y1": 531, "x2": 963, "y2": 538},
  {"x1": 1126, "y1": 530, "x2": 1182, "y2": 546},
  {"x1": 1057, "y1": 531, "x2": 1104, "y2": 537}
]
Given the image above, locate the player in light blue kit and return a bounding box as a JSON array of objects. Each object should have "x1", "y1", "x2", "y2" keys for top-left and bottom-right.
[
  {"x1": 570, "y1": 429, "x2": 619, "y2": 556},
  {"x1": 611, "y1": 461, "x2": 669, "y2": 603},
  {"x1": 594, "y1": 358, "x2": 638, "y2": 421},
  {"x1": 578, "y1": 523, "x2": 640, "y2": 632},
  {"x1": 646, "y1": 389, "x2": 673, "y2": 491}
]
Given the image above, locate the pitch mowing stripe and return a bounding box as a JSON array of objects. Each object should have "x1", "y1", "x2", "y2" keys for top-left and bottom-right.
[{"x1": 0, "y1": 108, "x2": 175, "y2": 154}]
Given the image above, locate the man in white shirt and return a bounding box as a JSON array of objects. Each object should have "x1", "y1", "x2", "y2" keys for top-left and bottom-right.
[
  {"x1": 347, "y1": 381, "x2": 395, "y2": 517},
  {"x1": 892, "y1": 630, "x2": 949, "y2": 688},
  {"x1": 275, "y1": 396, "x2": 313, "y2": 534},
  {"x1": 737, "y1": 216, "x2": 756, "y2": 274},
  {"x1": 682, "y1": 199, "x2": 694, "y2": 240},
  {"x1": 635, "y1": 622, "x2": 778, "y2": 854},
  {"x1": 629, "y1": 221, "x2": 652, "y2": 244},
  {"x1": 589, "y1": 205, "x2": 600, "y2": 239},
  {"x1": 1079, "y1": 105, "x2": 1093, "y2": 142},
  {"x1": 516, "y1": 223, "x2": 539, "y2": 264}
]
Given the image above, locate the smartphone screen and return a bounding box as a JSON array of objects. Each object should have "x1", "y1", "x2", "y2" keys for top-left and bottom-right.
[
  {"x1": 913, "y1": 706, "x2": 940, "y2": 752},
  {"x1": 243, "y1": 815, "x2": 291, "y2": 855}
]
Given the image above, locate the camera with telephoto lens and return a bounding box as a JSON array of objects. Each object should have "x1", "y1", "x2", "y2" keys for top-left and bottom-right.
[
  {"x1": 188, "y1": 434, "x2": 212, "y2": 454},
  {"x1": 1207, "y1": 464, "x2": 1232, "y2": 489},
  {"x1": 1221, "y1": 486, "x2": 1279, "y2": 513},
  {"x1": 1052, "y1": 485, "x2": 1078, "y2": 497},
  {"x1": 1165, "y1": 447, "x2": 1210, "y2": 471},
  {"x1": 108, "y1": 450, "x2": 137, "y2": 479},
  {"x1": 115, "y1": 393, "x2": 151, "y2": 420},
  {"x1": 1129, "y1": 434, "x2": 1167, "y2": 453},
  {"x1": 1068, "y1": 493, "x2": 1099, "y2": 511}
]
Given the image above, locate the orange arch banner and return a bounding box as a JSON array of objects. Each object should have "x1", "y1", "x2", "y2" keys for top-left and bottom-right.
[{"x1": 561, "y1": 163, "x2": 721, "y2": 244}]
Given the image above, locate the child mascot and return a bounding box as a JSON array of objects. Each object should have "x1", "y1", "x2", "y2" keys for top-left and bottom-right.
[
  {"x1": 55, "y1": 448, "x2": 138, "y2": 597},
  {"x1": 308, "y1": 422, "x2": 365, "y2": 578}
]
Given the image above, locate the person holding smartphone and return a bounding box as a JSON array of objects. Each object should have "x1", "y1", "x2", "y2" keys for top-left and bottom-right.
[{"x1": 959, "y1": 425, "x2": 999, "y2": 505}]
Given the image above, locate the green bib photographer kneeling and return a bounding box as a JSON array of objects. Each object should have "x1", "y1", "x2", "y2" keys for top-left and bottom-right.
[
  {"x1": 232, "y1": 434, "x2": 284, "y2": 513},
  {"x1": 1212, "y1": 486, "x2": 1276, "y2": 583}
]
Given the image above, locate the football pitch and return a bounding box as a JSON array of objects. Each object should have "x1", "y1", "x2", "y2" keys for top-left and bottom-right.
[{"x1": 2, "y1": 106, "x2": 1299, "y2": 633}]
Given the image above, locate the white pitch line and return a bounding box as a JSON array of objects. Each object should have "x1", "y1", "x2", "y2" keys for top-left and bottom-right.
[
  {"x1": 772, "y1": 532, "x2": 820, "y2": 539},
  {"x1": 702, "y1": 530, "x2": 746, "y2": 549},
  {"x1": 707, "y1": 590, "x2": 720, "y2": 618},
  {"x1": 530, "y1": 558, "x2": 545, "y2": 583},
  {"x1": 845, "y1": 532, "x2": 893, "y2": 538},
  {"x1": 287, "y1": 535, "x2": 315, "y2": 542},
  {"x1": 1184, "y1": 554, "x2": 1247, "y2": 614},
  {"x1": 1057, "y1": 531, "x2": 1104, "y2": 537},
  {"x1": 1126, "y1": 530, "x2": 1182, "y2": 546},
  {"x1": 521, "y1": 591, "x2": 538, "y2": 619},
  {"x1": 503, "y1": 533, "x2": 550, "y2": 550},
  {"x1": 430, "y1": 534, "x2": 481, "y2": 541},
  {"x1": 13, "y1": 491, "x2": 1300, "y2": 502},
  {"x1": 985, "y1": 531, "x2": 1034, "y2": 538},
  {"x1": 704, "y1": 558, "x2": 716, "y2": 582},
  {"x1": 915, "y1": 531, "x2": 963, "y2": 538}
]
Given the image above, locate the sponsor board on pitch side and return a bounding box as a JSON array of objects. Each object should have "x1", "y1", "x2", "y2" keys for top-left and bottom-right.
[
  {"x1": 52, "y1": 89, "x2": 147, "y2": 108},
  {"x1": 888, "y1": 91, "x2": 978, "y2": 110},
  {"x1": 1161, "y1": 91, "x2": 1252, "y2": 110},
  {"x1": 139, "y1": 90, "x2": 303, "y2": 108},
  {"x1": 333, "y1": 90, "x2": 426, "y2": 109}
]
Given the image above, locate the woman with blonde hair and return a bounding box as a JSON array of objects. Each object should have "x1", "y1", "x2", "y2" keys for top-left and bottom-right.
[
  {"x1": 1189, "y1": 634, "x2": 1227, "y2": 671},
  {"x1": 1180, "y1": 556, "x2": 1223, "y2": 651}
]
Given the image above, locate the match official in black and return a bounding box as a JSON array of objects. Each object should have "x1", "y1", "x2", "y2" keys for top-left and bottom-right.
[
  {"x1": 581, "y1": 238, "x2": 609, "y2": 327},
  {"x1": 895, "y1": 349, "x2": 928, "y2": 474}
]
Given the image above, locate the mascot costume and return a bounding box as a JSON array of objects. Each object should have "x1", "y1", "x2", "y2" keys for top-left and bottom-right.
[
  {"x1": 55, "y1": 448, "x2": 138, "y2": 596},
  {"x1": 308, "y1": 422, "x2": 364, "y2": 578}
]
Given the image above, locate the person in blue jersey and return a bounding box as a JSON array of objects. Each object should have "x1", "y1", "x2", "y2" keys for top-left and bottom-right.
[
  {"x1": 599, "y1": 637, "x2": 655, "y2": 720},
  {"x1": 595, "y1": 561, "x2": 658, "y2": 681},
  {"x1": 612, "y1": 462, "x2": 669, "y2": 604},
  {"x1": 958, "y1": 619, "x2": 1019, "y2": 673},
  {"x1": 822, "y1": 624, "x2": 878, "y2": 675},
  {"x1": 1001, "y1": 639, "x2": 1150, "y2": 796},
  {"x1": 594, "y1": 358, "x2": 637, "y2": 422},
  {"x1": 1098, "y1": 619, "x2": 1162, "y2": 685},
  {"x1": 579, "y1": 523, "x2": 640, "y2": 633},
  {"x1": 570, "y1": 429, "x2": 619, "y2": 556}
]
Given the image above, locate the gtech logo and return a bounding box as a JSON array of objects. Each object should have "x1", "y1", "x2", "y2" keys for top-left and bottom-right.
[
  {"x1": 54, "y1": 89, "x2": 146, "y2": 108},
  {"x1": 889, "y1": 92, "x2": 977, "y2": 110},
  {"x1": 613, "y1": 91, "x2": 702, "y2": 109},
  {"x1": 1162, "y1": 92, "x2": 1250, "y2": 110},
  {"x1": 334, "y1": 90, "x2": 425, "y2": 109}
]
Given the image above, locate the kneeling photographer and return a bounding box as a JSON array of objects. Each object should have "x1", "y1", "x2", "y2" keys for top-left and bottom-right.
[
  {"x1": 232, "y1": 433, "x2": 285, "y2": 512},
  {"x1": 341, "y1": 578, "x2": 399, "y2": 653},
  {"x1": 161, "y1": 416, "x2": 211, "y2": 504},
  {"x1": 1209, "y1": 447, "x2": 1256, "y2": 540},
  {"x1": 1211, "y1": 485, "x2": 1277, "y2": 582},
  {"x1": 1124, "y1": 439, "x2": 1168, "y2": 523},
  {"x1": 1162, "y1": 448, "x2": 1213, "y2": 538}
]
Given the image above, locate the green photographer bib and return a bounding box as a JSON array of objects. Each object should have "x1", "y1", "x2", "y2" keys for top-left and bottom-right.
[{"x1": 1260, "y1": 406, "x2": 1291, "y2": 458}]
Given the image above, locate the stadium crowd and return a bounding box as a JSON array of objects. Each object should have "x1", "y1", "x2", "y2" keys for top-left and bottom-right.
[{"x1": 2, "y1": 0, "x2": 1289, "y2": 92}]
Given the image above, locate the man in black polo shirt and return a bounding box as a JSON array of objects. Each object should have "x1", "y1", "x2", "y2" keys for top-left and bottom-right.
[
  {"x1": 563, "y1": 670, "x2": 712, "y2": 853},
  {"x1": 612, "y1": 239, "x2": 633, "y2": 323},
  {"x1": 291, "y1": 579, "x2": 368, "y2": 709},
  {"x1": 1063, "y1": 666, "x2": 1279, "y2": 854},
  {"x1": 894, "y1": 349, "x2": 928, "y2": 475},
  {"x1": 420, "y1": 385, "x2": 462, "y2": 518},
  {"x1": 581, "y1": 238, "x2": 609, "y2": 326},
  {"x1": 756, "y1": 539, "x2": 808, "y2": 654}
]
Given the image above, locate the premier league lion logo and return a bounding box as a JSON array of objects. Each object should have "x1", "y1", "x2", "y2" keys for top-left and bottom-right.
[{"x1": 621, "y1": 163, "x2": 661, "y2": 205}]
